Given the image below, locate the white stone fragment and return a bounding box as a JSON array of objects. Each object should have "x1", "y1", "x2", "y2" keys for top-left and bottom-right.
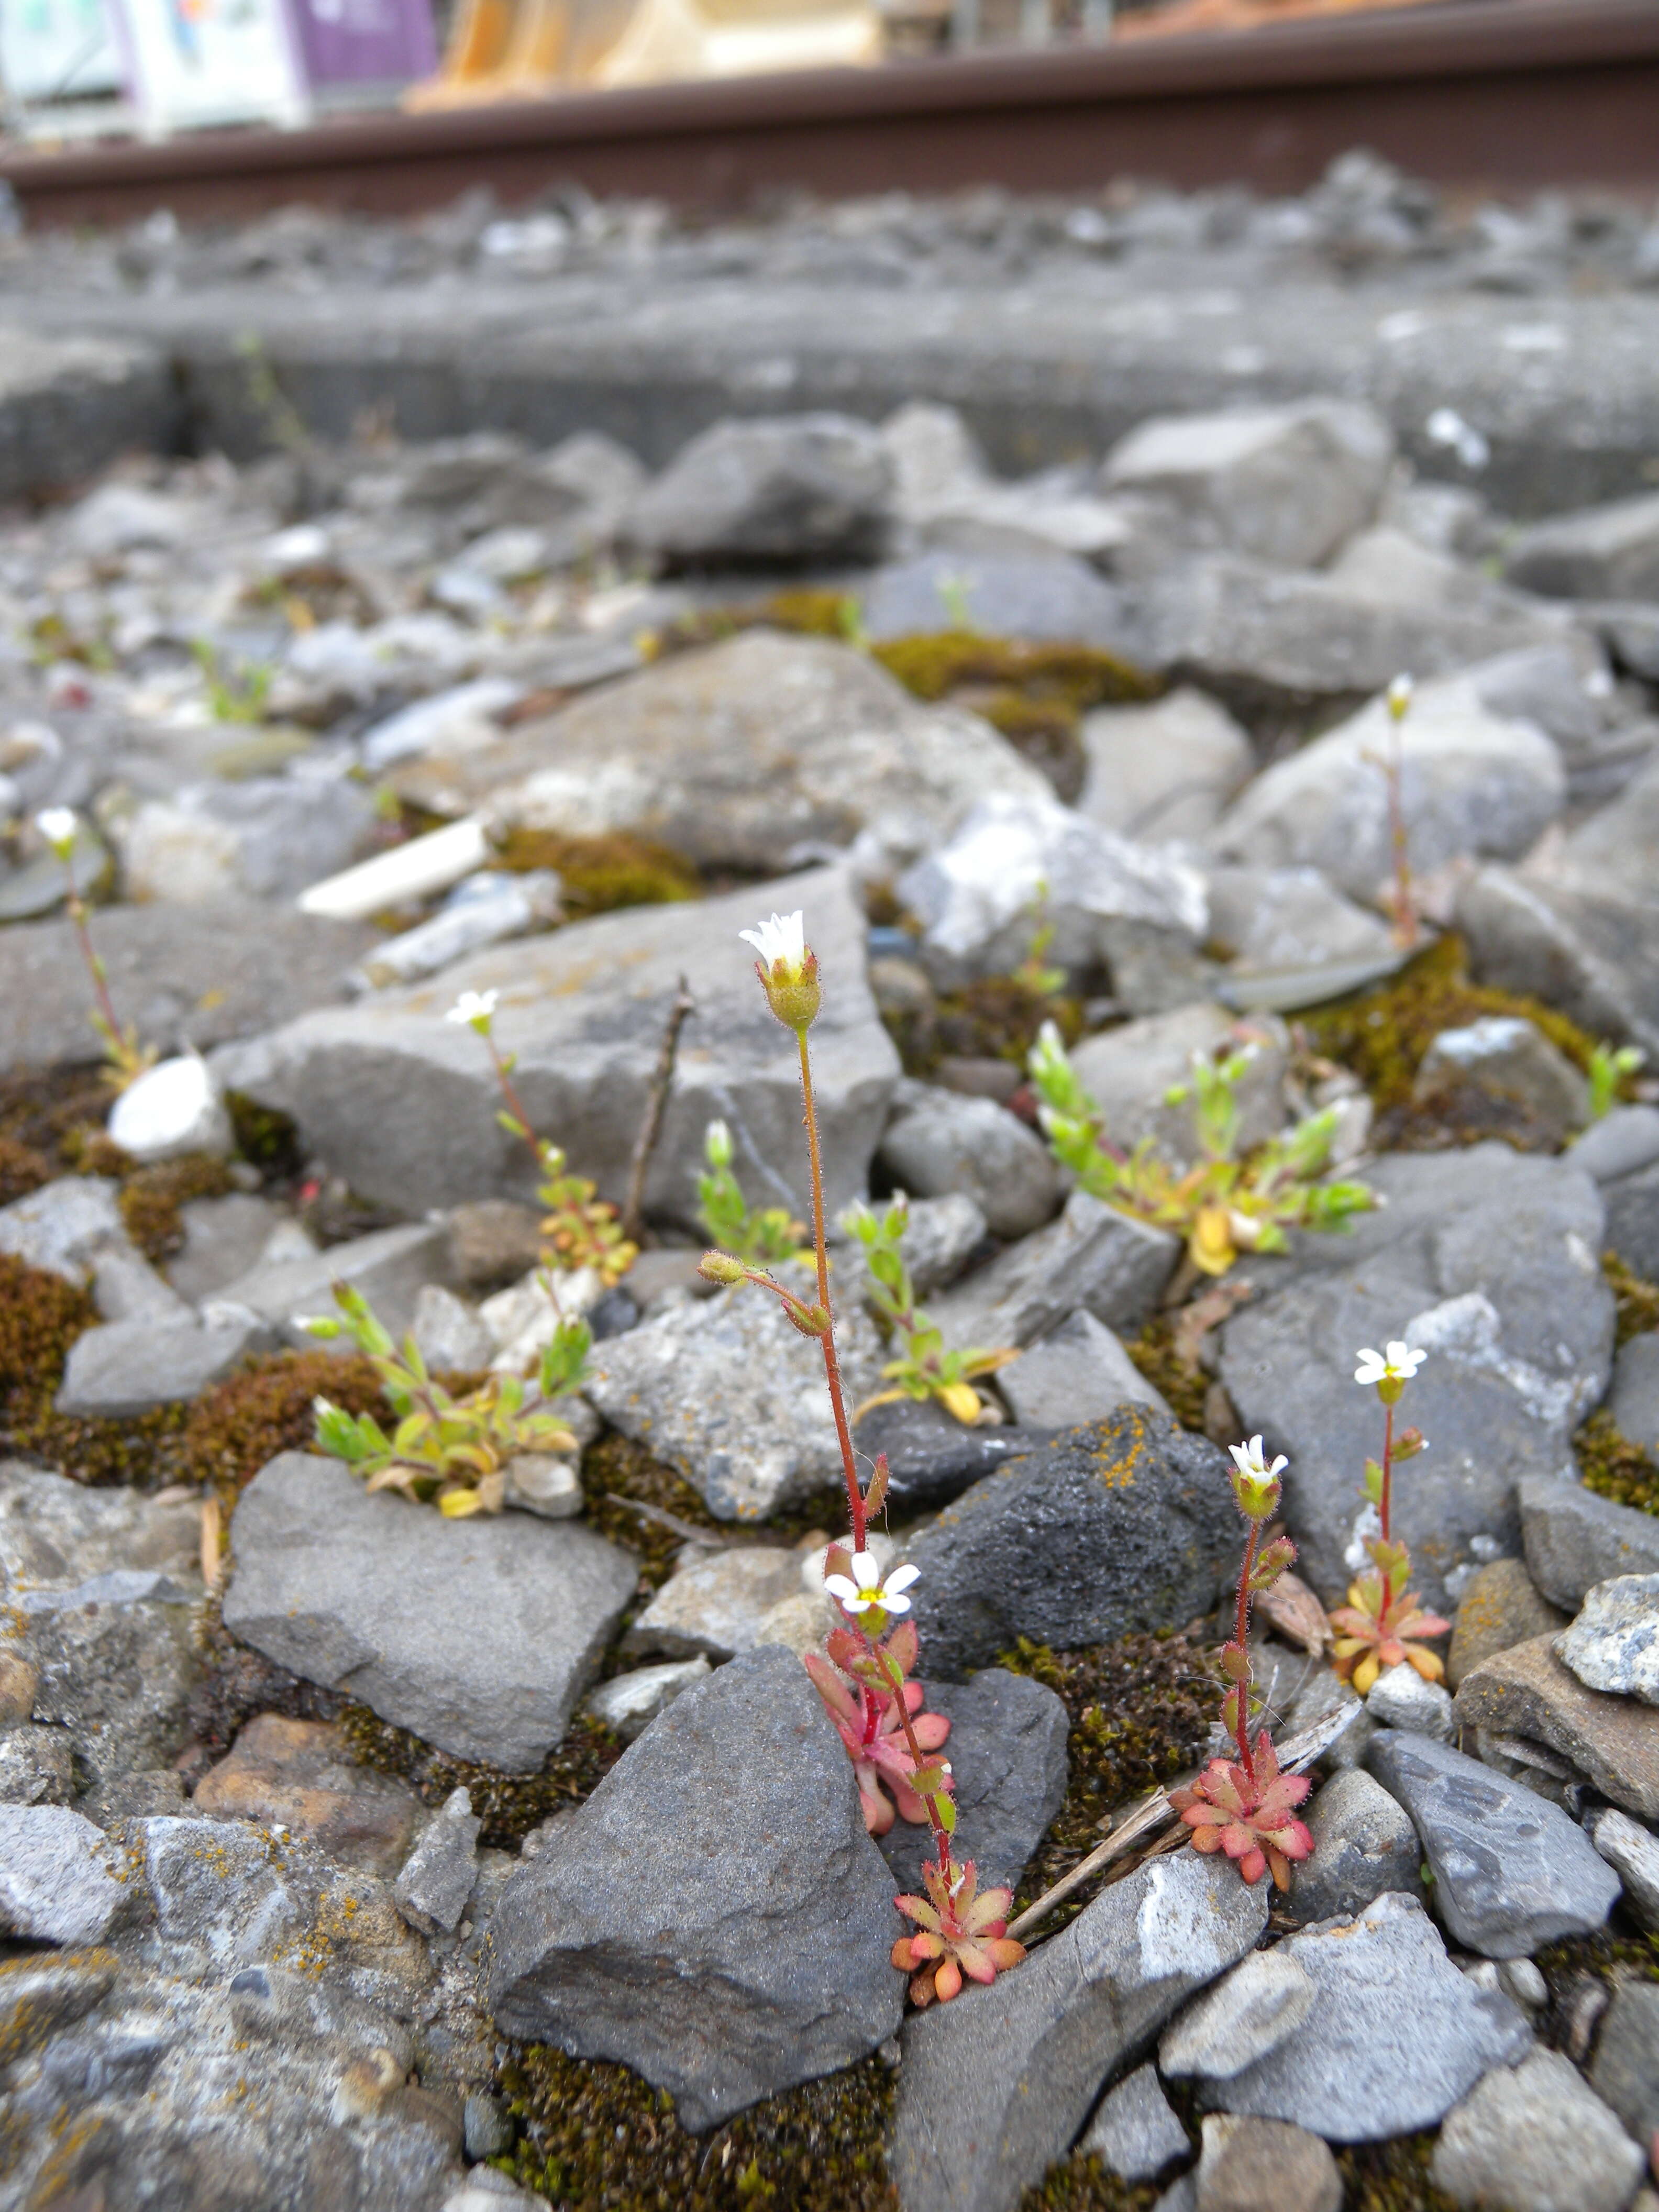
[
  {"x1": 297, "y1": 815, "x2": 490, "y2": 920},
  {"x1": 107, "y1": 1053, "x2": 233, "y2": 1164}
]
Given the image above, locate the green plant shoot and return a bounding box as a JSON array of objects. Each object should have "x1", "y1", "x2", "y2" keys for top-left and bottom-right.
[
  {"x1": 846, "y1": 1196, "x2": 1013, "y2": 1425},
  {"x1": 695, "y1": 1119, "x2": 810, "y2": 1264}
]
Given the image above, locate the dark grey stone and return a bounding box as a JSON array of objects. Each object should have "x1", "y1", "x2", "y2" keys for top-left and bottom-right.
[
  {"x1": 1589, "y1": 1980, "x2": 1659, "y2": 2148},
  {"x1": 1521, "y1": 1476, "x2": 1659, "y2": 1610},
  {"x1": 214, "y1": 1219, "x2": 457, "y2": 1351},
  {"x1": 1432, "y1": 2046, "x2": 1645, "y2": 2212},
  {"x1": 0, "y1": 327, "x2": 176, "y2": 503},
  {"x1": 902, "y1": 1406, "x2": 1240, "y2": 1680},
  {"x1": 1218, "y1": 1146, "x2": 1613, "y2": 1614},
  {"x1": 889, "y1": 1851, "x2": 1267, "y2": 2212},
  {"x1": 393, "y1": 1786, "x2": 480, "y2": 1937},
  {"x1": 999, "y1": 1309, "x2": 1170, "y2": 1430},
  {"x1": 224, "y1": 1452, "x2": 638, "y2": 1771},
  {"x1": 0, "y1": 1724, "x2": 75, "y2": 1806},
  {"x1": 0, "y1": 1803, "x2": 126, "y2": 1944},
  {"x1": 624, "y1": 411, "x2": 893, "y2": 563},
  {"x1": 164, "y1": 1191, "x2": 289, "y2": 1303},
  {"x1": 1504, "y1": 490, "x2": 1659, "y2": 601},
  {"x1": 1202, "y1": 1892, "x2": 1531, "y2": 2142},
  {"x1": 931, "y1": 1189, "x2": 1182, "y2": 1354},
  {"x1": 849, "y1": 1397, "x2": 1049, "y2": 1511},
  {"x1": 878, "y1": 1667, "x2": 1068, "y2": 1900},
  {"x1": 1282, "y1": 1767, "x2": 1424, "y2": 1928},
  {"x1": 1367, "y1": 1729, "x2": 1618, "y2": 1957},
  {"x1": 1080, "y1": 2063, "x2": 1191, "y2": 2184},
  {"x1": 1457, "y1": 866, "x2": 1659, "y2": 1063},
  {"x1": 55, "y1": 1316, "x2": 265, "y2": 1418},
  {"x1": 24, "y1": 1576, "x2": 203, "y2": 1796},
  {"x1": 1603, "y1": 1159, "x2": 1659, "y2": 1279},
  {"x1": 486, "y1": 1647, "x2": 904, "y2": 2129},
  {"x1": 214, "y1": 866, "x2": 898, "y2": 1226},
  {"x1": 879, "y1": 1079, "x2": 1060, "y2": 1242},
  {"x1": 1610, "y1": 1333, "x2": 1659, "y2": 1454}
]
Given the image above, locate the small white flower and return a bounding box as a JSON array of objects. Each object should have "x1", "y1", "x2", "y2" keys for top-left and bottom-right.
[
  {"x1": 446, "y1": 988, "x2": 499, "y2": 1032},
  {"x1": 35, "y1": 806, "x2": 76, "y2": 854},
  {"x1": 1386, "y1": 673, "x2": 1414, "y2": 719},
  {"x1": 1228, "y1": 1435, "x2": 1287, "y2": 1485},
  {"x1": 823, "y1": 1551, "x2": 921, "y2": 1621},
  {"x1": 1354, "y1": 1340, "x2": 1427, "y2": 1388},
  {"x1": 739, "y1": 910, "x2": 806, "y2": 976}
]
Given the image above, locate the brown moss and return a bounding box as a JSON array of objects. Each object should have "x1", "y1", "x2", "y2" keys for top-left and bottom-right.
[
  {"x1": 1123, "y1": 1317, "x2": 1210, "y2": 1433},
  {"x1": 0, "y1": 1250, "x2": 189, "y2": 1488},
  {"x1": 1019, "y1": 2156, "x2": 1160, "y2": 2211},
  {"x1": 1335, "y1": 2133, "x2": 1461, "y2": 2212},
  {"x1": 181, "y1": 1351, "x2": 399, "y2": 1520},
  {"x1": 1000, "y1": 1632, "x2": 1223, "y2": 1923},
  {"x1": 1573, "y1": 1409, "x2": 1659, "y2": 1518},
  {"x1": 186, "y1": 1598, "x2": 344, "y2": 1765},
  {"x1": 886, "y1": 975, "x2": 1084, "y2": 1081},
  {"x1": 496, "y1": 2044, "x2": 899, "y2": 2212},
  {"x1": 1604, "y1": 1251, "x2": 1659, "y2": 1346},
  {"x1": 579, "y1": 1430, "x2": 842, "y2": 1587},
  {"x1": 1536, "y1": 1923, "x2": 1659, "y2": 1997},
  {"x1": 0, "y1": 1134, "x2": 51, "y2": 1205},
  {"x1": 492, "y1": 828, "x2": 702, "y2": 919},
  {"x1": 117, "y1": 1154, "x2": 236, "y2": 1265},
  {"x1": 225, "y1": 1090, "x2": 302, "y2": 1177},
  {"x1": 1304, "y1": 934, "x2": 1603, "y2": 1145},
  {"x1": 339, "y1": 1702, "x2": 626, "y2": 1852},
  {"x1": 0, "y1": 1061, "x2": 110, "y2": 1163}
]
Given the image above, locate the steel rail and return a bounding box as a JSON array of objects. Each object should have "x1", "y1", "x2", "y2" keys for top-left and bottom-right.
[{"x1": 4, "y1": 0, "x2": 1659, "y2": 225}]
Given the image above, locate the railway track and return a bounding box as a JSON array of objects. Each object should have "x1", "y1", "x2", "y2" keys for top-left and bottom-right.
[{"x1": 3, "y1": 0, "x2": 1658, "y2": 227}]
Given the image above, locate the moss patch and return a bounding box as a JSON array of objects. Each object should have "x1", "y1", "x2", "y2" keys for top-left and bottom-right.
[
  {"x1": 182, "y1": 1350, "x2": 390, "y2": 1521},
  {"x1": 492, "y1": 828, "x2": 702, "y2": 919},
  {"x1": 186, "y1": 1600, "x2": 345, "y2": 1764},
  {"x1": 1000, "y1": 1632, "x2": 1223, "y2": 1923},
  {"x1": 580, "y1": 1430, "x2": 844, "y2": 1587},
  {"x1": 1019, "y1": 2157, "x2": 1160, "y2": 2211},
  {"x1": 339, "y1": 1702, "x2": 625, "y2": 1851},
  {"x1": 1335, "y1": 2133, "x2": 1460, "y2": 2212},
  {"x1": 0, "y1": 1134, "x2": 52, "y2": 1205},
  {"x1": 496, "y1": 2044, "x2": 899, "y2": 2212},
  {"x1": 1573, "y1": 1410, "x2": 1659, "y2": 1518},
  {"x1": 885, "y1": 975, "x2": 1083, "y2": 1082},
  {"x1": 1304, "y1": 934, "x2": 1602, "y2": 1144},
  {"x1": 1604, "y1": 1252, "x2": 1659, "y2": 1346},
  {"x1": 117, "y1": 1154, "x2": 236, "y2": 1264},
  {"x1": 1536, "y1": 1924, "x2": 1659, "y2": 1998},
  {"x1": 0, "y1": 1250, "x2": 188, "y2": 1487},
  {"x1": 0, "y1": 1062, "x2": 110, "y2": 1162},
  {"x1": 1123, "y1": 1317, "x2": 1209, "y2": 1433}
]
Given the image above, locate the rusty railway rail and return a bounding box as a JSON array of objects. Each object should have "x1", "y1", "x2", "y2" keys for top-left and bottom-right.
[{"x1": 4, "y1": 0, "x2": 1659, "y2": 226}]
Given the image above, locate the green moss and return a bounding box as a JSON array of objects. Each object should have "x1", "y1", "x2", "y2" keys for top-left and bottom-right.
[
  {"x1": 1335, "y1": 2133, "x2": 1461, "y2": 2212},
  {"x1": 885, "y1": 975, "x2": 1083, "y2": 1081},
  {"x1": 1536, "y1": 1923, "x2": 1659, "y2": 1990},
  {"x1": 181, "y1": 1350, "x2": 390, "y2": 1520},
  {"x1": 1604, "y1": 1251, "x2": 1659, "y2": 1346},
  {"x1": 1018, "y1": 2156, "x2": 1160, "y2": 2211},
  {"x1": 1305, "y1": 934, "x2": 1604, "y2": 1141},
  {"x1": 1574, "y1": 1409, "x2": 1659, "y2": 1517},
  {"x1": 117, "y1": 1154, "x2": 236, "y2": 1264},
  {"x1": 496, "y1": 2044, "x2": 899, "y2": 2212},
  {"x1": 1000, "y1": 1632, "x2": 1223, "y2": 1923},
  {"x1": 225, "y1": 1090, "x2": 301, "y2": 1177},
  {"x1": 580, "y1": 1431, "x2": 845, "y2": 1584},
  {"x1": 1123, "y1": 1317, "x2": 1209, "y2": 1433},
  {"x1": 339, "y1": 1701, "x2": 626, "y2": 1850},
  {"x1": 492, "y1": 828, "x2": 702, "y2": 918},
  {"x1": 0, "y1": 1061, "x2": 110, "y2": 1163}
]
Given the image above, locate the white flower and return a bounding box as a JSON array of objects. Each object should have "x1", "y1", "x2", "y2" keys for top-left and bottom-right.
[
  {"x1": 823, "y1": 1551, "x2": 921, "y2": 1621},
  {"x1": 445, "y1": 988, "x2": 499, "y2": 1032},
  {"x1": 1355, "y1": 1340, "x2": 1427, "y2": 1388},
  {"x1": 1386, "y1": 673, "x2": 1414, "y2": 720},
  {"x1": 35, "y1": 806, "x2": 76, "y2": 853},
  {"x1": 1228, "y1": 1435, "x2": 1287, "y2": 1485},
  {"x1": 739, "y1": 910, "x2": 806, "y2": 976}
]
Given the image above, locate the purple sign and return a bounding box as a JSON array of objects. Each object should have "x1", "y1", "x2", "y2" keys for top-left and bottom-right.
[{"x1": 285, "y1": 0, "x2": 435, "y2": 91}]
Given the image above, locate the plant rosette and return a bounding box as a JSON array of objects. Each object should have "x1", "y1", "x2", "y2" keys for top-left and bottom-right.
[
  {"x1": 1168, "y1": 1731, "x2": 1314, "y2": 1891},
  {"x1": 892, "y1": 1856, "x2": 1025, "y2": 2006}
]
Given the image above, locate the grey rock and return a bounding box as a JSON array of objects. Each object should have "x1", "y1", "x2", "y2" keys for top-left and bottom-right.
[
  {"x1": 164, "y1": 1191, "x2": 289, "y2": 1302},
  {"x1": 1506, "y1": 489, "x2": 1659, "y2": 602},
  {"x1": 0, "y1": 1723, "x2": 75, "y2": 1805},
  {"x1": 585, "y1": 1268, "x2": 884, "y2": 1521},
  {"x1": 1000, "y1": 1309, "x2": 1170, "y2": 1429},
  {"x1": 461, "y1": 2093, "x2": 516, "y2": 2163},
  {"x1": 1195, "y1": 2114, "x2": 1341, "y2": 2212},
  {"x1": 1522, "y1": 1477, "x2": 1659, "y2": 1610},
  {"x1": 419, "y1": 632, "x2": 1045, "y2": 876},
  {"x1": 859, "y1": 548, "x2": 1140, "y2": 651},
  {"x1": 879, "y1": 1080, "x2": 1059, "y2": 1241},
  {"x1": 394, "y1": 1786, "x2": 481, "y2": 1936},
  {"x1": 1282, "y1": 1767, "x2": 1424, "y2": 1927},
  {"x1": 0, "y1": 1175, "x2": 127, "y2": 1283},
  {"x1": 1077, "y1": 687, "x2": 1255, "y2": 845},
  {"x1": 1212, "y1": 672, "x2": 1564, "y2": 908},
  {"x1": 621, "y1": 1543, "x2": 804, "y2": 1659},
  {"x1": 931, "y1": 1189, "x2": 1181, "y2": 1354},
  {"x1": 1433, "y1": 2048, "x2": 1646, "y2": 2212},
  {"x1": 1545, "y1": 752, "x2": 1659, "y2": 913},
  {"x1": 1067, "y1": 1003, "x2": 1291, "y2": 1174},
  {"x1": 625, "y1": 412, "x2": 893, "y2": 563},
  {"x1": 1587, "y1": 1805, "x2": 1659, "y2": 1930},
  {"x1": 1605, "y1": 1159, "x2": 1659, "y2": 1280},
  {"x1": 903, "y1": 1406, "x2": 1240, "y2": 1679},
  {"x1": 848, "y1": 1396, "x2": 1049, "y2": 1511},
  {"x1": 501, "y1": 1450, "x2": 583, "y2": 1519},
  {"x1": 223, "y1": 1452, "x2": 637, "y2": 1771},
  {"x1": 1364, "y1": 1661, "x2": 1455, "y2": 1741},
  {"x1": 215, "y1": 1218, "x2": 457, "y2": 1350},
  {"x1": 1612, "y1": 1333, "x2": 1659, "y2": 1453},
  {"x1": 488, "y1": 1647, "x2": 904, "y2": 2130},
  {"x1": 898, "y1": 791, "x2": 1204, "y2": 992},
  {"x1": 409, "y1": 1284, "x2": 495, "y2": 1374},
  {"x1": 1453, "y1": 1630, "x2": 1659, "y2": 1821},
  {"x1": 1219, "y1": 1147, "x2": 1614, "y2": 1615},
  {"x1": 1559, "y1": 1573, "x2": 1659, "y2": 1705},
  {"x1": 139, "y1": 1812, "x2": 306, "y2": 1967},
  {"x1": 1413, "y1": 1015, "x2": 1591, "y2": 1147},
  {"x1": 1456, "y1": 866, "x2": 1659, "y2": 1064},
  {"x1": 0, "y1": 1803, "x2": 125, "y2": 1943},
  {"x1": 1205, "y1": 865, "x2": 1395, "y2": 977},
  {"x1": 1161, "y1": 1950, "x2": 1318, "y2": 2081},
  {"x1": 583, "y1": 1656, "x2": 711, "y2": 1741},
  {"x1": 1101, "y1": 400, "x2": 1393, "y2": 569},
  {"x1": 352, "y1": 870, "x2": 559, "y2": 993},
  {"x1": 1202, "y1": 1891, "x2": 1531, "y2": 2141},
  {"x1": 55, "y1": 1315, "x2": 265, "y2": 1417},
  {"x1": 1080, "y1": 2063, "x2": 1191, "y2": 2184},
  {"x1": 214, "y1": 866, "x2": 899, "y2": 1226},
  {"x1": 889, "y1": 1851, "x2": 1267, "y2": 2212},
  {"x1": 121, "y1": 772, "x2": 378, "y2": 904},
  {"x1": 1590, "y1": 1980, "x2": 1659, "y2": 2148},
  {"x1": 1155, "y1": 2179, "x2": 1199, "y2": 2212},
  {"x1": 0, "y1": 1458, "x2": 200, "y2": 1590},
  {"x1": 878, "y1": 1667, "x2": 1068, "y2": 1901},
  {"x1": 24, "y1": 1573, "x2": 203, "y2": 1795},
  {"x1": 892, "y1": 1191, "x2": 989, "y2": 1297},
  {"x1": 1368, "y1": 1728, "x2": 1619, "y2": 1955}
]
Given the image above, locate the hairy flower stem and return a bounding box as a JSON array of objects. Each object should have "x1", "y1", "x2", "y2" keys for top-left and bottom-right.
[
  {"x1": 1378, "y1": 1398, "x2": 1395, "y2": 1546},
  {"x1": 485, "y1": 1036, "x2": 545, "y2": 1175},
  {"x1": 1232, "y1": 1521, "x2": 1260, "y2": 1780},
  {"x1": 59, "y1": 855, "x2": 135, "y2": 1075}
]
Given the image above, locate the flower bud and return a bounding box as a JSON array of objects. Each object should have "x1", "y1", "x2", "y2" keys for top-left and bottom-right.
[
  {"x1": 699, "y1": 1249, "x2": 747, "y2": 1286},
  {"x1": 757, "y1": 954, "x2": 821, "y2": 1033}
]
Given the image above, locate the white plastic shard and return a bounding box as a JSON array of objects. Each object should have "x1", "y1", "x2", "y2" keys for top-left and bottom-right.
[{"x1": 296, "y1": 816, "x2": 490, "y2": 921}]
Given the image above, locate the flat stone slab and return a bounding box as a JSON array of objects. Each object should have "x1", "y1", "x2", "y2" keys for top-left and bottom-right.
[
  {"x1": 215, "y1": 864, "x2": 897, "y2": 1225},
  {"x1": 1520, "y1": 1475, "x2": 1659, "y2": 1611},
  {"x1": 223, "y1": 1452, "x2": 638, "y2": 1771},
  {"x1": 1451, "y1": 1630, "x2": 1659, "y2": 1822},
  {"x1": 56, "y1": 1317, "x2": 264, "y2": 1418}
]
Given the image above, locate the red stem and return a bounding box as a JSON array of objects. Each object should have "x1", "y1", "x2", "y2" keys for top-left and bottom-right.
[
  {"x1": 1379, "y1": 1398, "x2": 1395, "y2": 1548},
  {"x1": 798, "y1": 1026, "x2": 865, "y2": 1556},
  {"x1": 65, "y1": 880, "x2": 127, "y2": 1061},
  {"x1": 487, "y1": 1036, "x2": 547, "y2": 1176},
  {"x1": 1233, "y1": 1520, "x2": 1259, "y2": 1779}
]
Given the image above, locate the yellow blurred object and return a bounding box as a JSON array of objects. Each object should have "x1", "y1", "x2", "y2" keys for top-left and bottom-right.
[{"x1": 406, "y1": 0, "x2": 880, "y2": 105}]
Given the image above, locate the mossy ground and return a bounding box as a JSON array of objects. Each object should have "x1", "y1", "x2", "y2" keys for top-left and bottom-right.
[
  {"x1": 1335, "y1": 2133, "x2": 1461, "y2": 2212},
  {"x1": 884, "y1": 975, "x2": 1083, "y2": 1082},
  {"x1": 1305, "y1": 933, "x2": 1607, "y2": 1147},
  {"x1": 0, "y1": 1251, "x2": 189, "y2": 1487},
  {"x1": 338, "y1": 1701, "x2": 626, "y2": 1850},
  {"x1": 1573, "y1": 1409, "x2": 1659, "y2": 1517},
  {"x1": 496, "y1": 2044, "x2": 899, "y2": 2212},
  {"x1": 1000, "y1": 1632, "x2": 1223, "y2": 1924},
  {"x1": 1019, "y1": 2155, "x2": 1160, "y2": 2210},
  {"x1": 1604, "y1": 1251, "x2": 1659, "y2": 1345},
  {"x1": 183, "y1": 1350, "x2": 391, "y2": 1522},
  {"x1": 491, "y1": 827, "x2": 702, "y2": 919},
  {"x1": 1122, "y1": 1317, "x2": 1210, "y2": 1433}
]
